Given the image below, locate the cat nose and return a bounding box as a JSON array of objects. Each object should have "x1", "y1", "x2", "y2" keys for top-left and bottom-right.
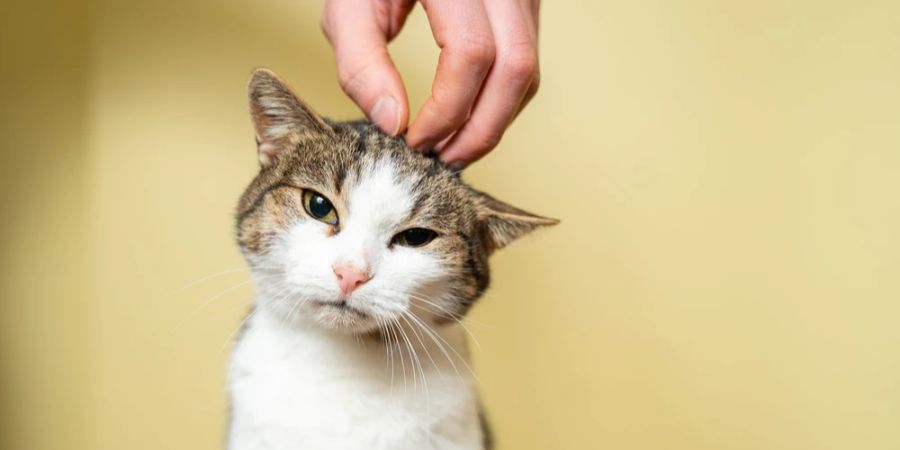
[{"x1": 333, "y1": 264, "x2": 371, "y2": 295}]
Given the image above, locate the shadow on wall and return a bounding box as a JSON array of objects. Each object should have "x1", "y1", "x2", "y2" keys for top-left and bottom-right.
[{"x1": 0, "y1": 1, "x2": 92, "y2": 450}]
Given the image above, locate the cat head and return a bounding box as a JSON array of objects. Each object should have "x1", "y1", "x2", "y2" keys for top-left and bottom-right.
[{"x1": 237, "y1": 69, "x2": 557, "y2": 334}]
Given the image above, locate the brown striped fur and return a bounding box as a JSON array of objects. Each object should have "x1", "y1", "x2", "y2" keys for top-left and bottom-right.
[{"x1": 237, "y1": 68, "x2": 557, "y2": 322}]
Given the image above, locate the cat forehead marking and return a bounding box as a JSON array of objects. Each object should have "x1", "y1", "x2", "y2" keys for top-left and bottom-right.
[{"x1": 343, "y1": 158, "x2": 416, "y2": 233}]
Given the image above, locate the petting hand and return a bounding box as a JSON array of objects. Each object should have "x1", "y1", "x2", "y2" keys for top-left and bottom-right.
[{"x1": 321, "y1": 0, "x2": 541, "y2": 169}]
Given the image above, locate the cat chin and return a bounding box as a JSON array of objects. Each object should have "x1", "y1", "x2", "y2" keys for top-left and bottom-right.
[{"x1": 311, "y1": 304, "x2": 381, "y2": 335}]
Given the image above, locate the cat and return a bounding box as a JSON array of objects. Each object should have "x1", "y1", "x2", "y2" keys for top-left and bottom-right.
[{"x1": 227, "y1": 68, "x2": 557, "y2": 450}]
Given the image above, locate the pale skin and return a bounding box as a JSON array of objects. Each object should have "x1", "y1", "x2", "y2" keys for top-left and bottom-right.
[{"x1": 322, "y1": 0, "x2": 541, "y2": 169}]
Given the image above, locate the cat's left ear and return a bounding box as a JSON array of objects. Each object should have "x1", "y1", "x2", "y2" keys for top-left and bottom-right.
[
  {"x1": 473, "y1": 190, "x2": 559, "y2": 254},
  {"x1": 248, "y1": 68, "x2": 333, "y2": 167}
]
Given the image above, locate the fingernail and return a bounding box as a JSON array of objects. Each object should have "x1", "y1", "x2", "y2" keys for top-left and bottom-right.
[{"x1": 370, "y1": 96, "x2": 399, "y2": 135}]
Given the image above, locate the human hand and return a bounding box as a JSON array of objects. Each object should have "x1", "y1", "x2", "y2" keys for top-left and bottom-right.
[{"x1": 321, "y1": 0, "x2": 541, "y2": 169}]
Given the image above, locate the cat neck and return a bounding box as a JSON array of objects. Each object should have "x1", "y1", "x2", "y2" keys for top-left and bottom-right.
[
  {"x1": 243, "y1": 300, "x2": 474, "y2": 377},
  {"x1": 228, "y1": 298, "x2": 484, "y2": 450}
]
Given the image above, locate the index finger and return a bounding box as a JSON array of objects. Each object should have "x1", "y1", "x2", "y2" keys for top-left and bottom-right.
[
  {"x1": 405, "y1": 0, "x2": 496, "y2": 151},
  {"x1": 322, "y1": 0, "x2": 410, "y2": 135}
]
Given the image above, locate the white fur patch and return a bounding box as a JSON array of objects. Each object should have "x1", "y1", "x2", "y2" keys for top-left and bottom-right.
[
  {"x1": 230, "y1": 158, "x2": 483, "y2": 449},
  {"x1": 253, "y1": 160, "x2": 447, "y2": 331},
  {"x1": 229, "y1": 310, "x2": 481, "y2": 450}
]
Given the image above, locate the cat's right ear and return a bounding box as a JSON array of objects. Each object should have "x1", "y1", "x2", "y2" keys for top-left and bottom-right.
[
  {"x1": 248, "y1": 68, "x2": 333, "y2": 167},
  {"x1": 472, "y1": 190, "x2": 559, "y2": 255}
]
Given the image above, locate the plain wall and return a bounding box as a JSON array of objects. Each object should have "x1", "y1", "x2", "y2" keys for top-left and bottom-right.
[
  {"x1": 3, "y1": 1, "x2": 900, "y2": 449},
  {"x1": 1, "y1": 1, "x2": 93, "y2": 449}
]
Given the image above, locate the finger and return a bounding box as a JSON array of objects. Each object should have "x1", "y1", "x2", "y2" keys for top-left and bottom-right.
[
  {"x1": 512, "y1": 0, "x2": 541, "y2": 120},
  {"x1": 514, "y1": 71, "x2": 540, "y2": 119},
  {"x1": 405, "y1": 0, "x2": 496, "y2": 151},
  {"x1": 321, "y1": 0, "x2": 409, "y2": 135},
  {"x1": 438, "y1": 0, "x2": 539, "y2": 167},
  {"x1": 371, "y1": 0, "x2": 417, "y2": 39},
  {"x1": 530, "y1": 0, "x2": 541, "y2": 35},
  {"x1": 512, "y1": 0, "x2": 540, "y2": 119},
  {"x1": 446, "y1": 72, "x2": 538, "y2": 152}
]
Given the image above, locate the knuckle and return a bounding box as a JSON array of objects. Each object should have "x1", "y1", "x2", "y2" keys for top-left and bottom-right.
[
  {"x1": 335, "y1": 57, "x2": 378, "y2": 96},
  {"x1": 532, "y1": 69, "x2": 542, "y2": 90},
  {"x1": 336, "y1": 65, "x2": 365, "y2": 96},
  {"x1": 336, "y1": 66, "x2": 356, "y2": 91},
  {"x1": 500, "y1": 47, "x2": 539, "y2": 84},
  {"x1": 469, "y1": 125, "x2": 503, "y2": 152},
  {"x1": 428, "y1": 90, "x2": 469, "y2": 126},
  {"x1": 431, "y1": 105, "x2": 466, "y2": 131},
  {"x1": 528, "y1": 71, "x2": 541, "y2": 96},
  {"x1": 452, "y1": 34, "x2": 496, "y2": 66}
]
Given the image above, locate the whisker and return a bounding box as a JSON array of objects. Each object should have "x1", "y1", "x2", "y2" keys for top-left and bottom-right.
[
  {"x1": 387, "y1": 320, "x2": 408, "y2": 393},
  {"x1": 377, "y1": 288, "x2": 485, "y2": 349},
  {"x1": 400, "y1": 312, "x2": 440, "y2": 374},
  {"x1": 385, "y1": 320, "x2": 395, "y2": 391},
  {"x1": 375, "y1": 286, "x2": 485, "y2": 325},
  {"x1": 399, "y1": 313, "x2": 435, "y2": 446},
  {"x1": 174, "y1": 278, "x2": 281, "y2": 333},
  {"x1": 406, "y1": 311, "x2": 480, "y2": 383},
  {"x1": 399, "y1": 318, "x2": 426, "y2": 396},
  {"x1": 374, "y1": 316, "x2": 395, "y2": 391},
  {"x1": 175, "y1": 264, "x2": 285, "y2": 292},
  {"x1": 175, "y1": 267, "x2": 250, "y2": 292},
  {"x1": 404, "y1": 311, "x2": 462, "y2": 380},
  {"x1": 218, "y1": 308, "x2": 257, "y2": 355}
]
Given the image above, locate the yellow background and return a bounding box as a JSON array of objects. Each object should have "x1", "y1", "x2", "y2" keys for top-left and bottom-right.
[{"x1": 3, "y1": 1, "x2": 899, "y2": 449}]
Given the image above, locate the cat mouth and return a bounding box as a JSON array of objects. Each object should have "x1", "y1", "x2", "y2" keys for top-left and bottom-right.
[{"x1": 314, "y1": 300, "x2": 370, "y2": 318}]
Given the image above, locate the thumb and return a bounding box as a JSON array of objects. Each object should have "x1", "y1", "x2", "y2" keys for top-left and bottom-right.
[{"x1": 322, "y1": 1, "x2": 409, "y2": 135}]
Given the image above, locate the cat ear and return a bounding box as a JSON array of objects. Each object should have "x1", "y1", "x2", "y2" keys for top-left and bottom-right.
[
  {"x1": 473, "y1": 190, "x2": 559, "y2": 254},
  {"x1": 248, "y1": 68, "x2": 333, "y2": 166}
]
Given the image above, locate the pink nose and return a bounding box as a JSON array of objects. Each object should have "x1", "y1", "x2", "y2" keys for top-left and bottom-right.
[{"x1": 333, "y1": 264, "x2": 371, "y2": 295}]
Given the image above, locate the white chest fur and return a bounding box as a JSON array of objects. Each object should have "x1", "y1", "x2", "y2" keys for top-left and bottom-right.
[{"x1": 227, "y1": 309, "x2": 484, "y2": 450}]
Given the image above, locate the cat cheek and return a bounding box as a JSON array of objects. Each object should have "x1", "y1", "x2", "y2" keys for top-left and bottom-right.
[{"x1": 278, "y1": 223, "x2": 339, "y2": 290}]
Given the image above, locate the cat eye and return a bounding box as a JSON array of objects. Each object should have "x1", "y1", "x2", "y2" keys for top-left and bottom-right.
[
  {"x1": 393, "y1": 228, "x2": 438, "y2": 248},
  {"x1": 302, "y1": 190, "x2": 338, "y2": 225}
]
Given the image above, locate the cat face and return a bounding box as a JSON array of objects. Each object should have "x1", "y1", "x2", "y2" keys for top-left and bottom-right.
[{"x1": 236, "y1": 69, "x2": 556, "y2": 334}]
